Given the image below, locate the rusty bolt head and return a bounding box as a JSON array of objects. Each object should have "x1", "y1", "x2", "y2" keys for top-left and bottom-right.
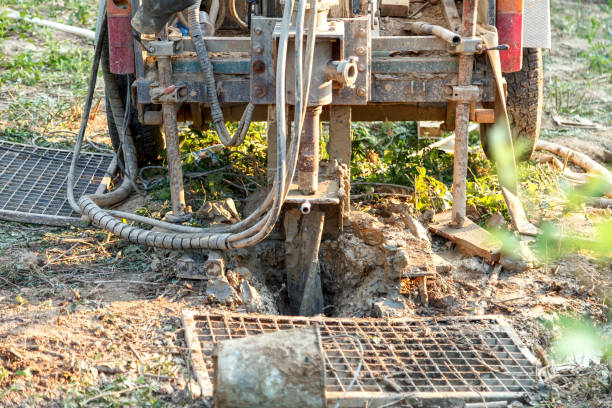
[
  {"x1": 179, "y1": 87, "x2": 188, "y2": 97},
  {"x1": 254, "y1": 44, "x2": 264, "y2": 54},
  {"x1": 357, "y1": 63, "x2": 366, "y2": 72},
  {"x1": 254, "y1": 27, "x2": 263, "y2": 35},
  {"x1": 356, "y1": 27, "x2": 366, "y2": 37},
  {"x1": 253, "y1": 84, "x2": 267, "y2": 98},
  {"x1": 252, "y1": 60, "x2": 266, "y2": 73},
  {"x1": 356, "y1": 87, "x2": 366, "y2": 97},
  {"x1": 355, "y1": 46, "x2": 366, "y2": 56}
]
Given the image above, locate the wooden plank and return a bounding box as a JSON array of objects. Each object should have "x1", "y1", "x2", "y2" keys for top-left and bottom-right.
[{"x1": 429, "y1": 211, "x2": 502, "y2": 262}]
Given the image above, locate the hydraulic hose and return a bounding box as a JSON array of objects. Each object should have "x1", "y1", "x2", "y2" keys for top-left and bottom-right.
[
  {"x1": 73, "y1": 0, "x2": 315, "y2": 250},
  {"x1": 189, "y1": 0, "x2": 253, "y2": 147},
  {"x1": 229, "y1": 0, "x2": 248, "y2": 30},
  {"x1": 68, "y1": 11, "x2": 133, "y2": 212}
]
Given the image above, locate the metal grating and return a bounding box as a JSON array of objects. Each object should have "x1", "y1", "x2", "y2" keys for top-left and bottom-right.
[
  {"x1": 182, "y1": 311, "x2": 541, "y2": 406},
  {"x1": 0, "y1": 140, "x2": 116, "y2": 226}
]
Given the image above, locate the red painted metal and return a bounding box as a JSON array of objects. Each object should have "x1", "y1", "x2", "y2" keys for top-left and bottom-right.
[
  {"x1": 107, "y1": 0, "x2": 135, "y2": 74},
  {"x1": 496, "y1": 0, "x2": 523, "y2": 73}
]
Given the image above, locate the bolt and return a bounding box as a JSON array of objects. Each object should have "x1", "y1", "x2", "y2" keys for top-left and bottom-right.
[
  {"x1": 254, "y1": 44, "x2": 264, "y2": 54},
  {"x1": 357, "y1": 63, "x2": 366, "y2": 72},
  {"x1": 356, "y1": 27, "x2": 366, "y2": 37},
  {"x1": 356, "y1": 87, "x2": 366, "y2": 97},
  {"x1": 149, "y1": 46, "x2": 156, "y2": 53},
  {"x1": 355, "y1": 46, "x2": 366, "y2": 56},
  {"x1": 254, "y1": 27, "x2": 263, "y2": 35}
]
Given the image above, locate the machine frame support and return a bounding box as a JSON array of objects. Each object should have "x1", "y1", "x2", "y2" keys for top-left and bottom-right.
[{"x1": 450, "y1": 0, "x2": 478, "y2": 228}]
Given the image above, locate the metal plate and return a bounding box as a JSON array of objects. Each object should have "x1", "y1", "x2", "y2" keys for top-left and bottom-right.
[
  {"x1": 0, "y1": 140, "x2": 115, "y2": 226},
  {"x1": 183, "y1": 311, "x2": 541, "y2": 406}
]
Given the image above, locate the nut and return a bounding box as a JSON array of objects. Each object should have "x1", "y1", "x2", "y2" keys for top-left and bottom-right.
[
  {"x1": 253, "y1": 44, "x2": 264, "y2": 54},
  {"x1": 356, "y1": 87, "x2": 366, "y2": 97},
  {"x1": 254, "y1": 27, "x2": 263, "y2": 35},
  {"x1": 355, "y1": 46, "x2": 366, "y2": 56},
  {"x1": 356, "y1": 28, "x2": 366, "y2": 38},
  {"x1": 357, "y1": 63, "x2": 366, "y2": 72},
  {"x1": 252, "y1": 60, "x2": 266, "y2": 73},
  {"x1": 253, "y1": 84, "x2": 267, "y2": 98}
]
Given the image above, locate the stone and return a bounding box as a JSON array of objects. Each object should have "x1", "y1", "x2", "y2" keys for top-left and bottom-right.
[
  {"x1": 240, "y1": 280, "x2": 263, "y2": 313},
  {"x1": 226, "y1": 269, "x2": 241, "y2": 289},
  {"x1": 196, "y1": 198, "x2": 240, "y2": 224},
  {"x1": 373, "y1": 297, "x2": 409, "y2": 317},
  {"x1": 159, "y1": 382, "x2": 174, "y2": 395},
  {"x1": 150, "y1": 257, "x2": 162, "y2": 272},
  {"x1": 419, "y1": 209, "x2": 435, "y2": 225},
  {"x1": 432, "y1": 253, "x2": 454, "y2": 274},
  {"x1": 403, "y1": 214, "x2": 430, "y2": 242},
  {"x1": 205, "y1": 276, "x2": 239, "y2": 304},
  {"x1": 351, "y1": 212, "x2": 385, "y2": 246},
  {"x1": 95, "y1": 364, "x2": 124, "y2": 375}
]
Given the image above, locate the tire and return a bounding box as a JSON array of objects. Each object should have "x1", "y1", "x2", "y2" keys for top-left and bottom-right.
[
  {"x1": 105, "y1": 72, "x2": 163, "y2": 166},
  {"x1": 481, "y1": 48, "x2": 543, "y2": 162}
]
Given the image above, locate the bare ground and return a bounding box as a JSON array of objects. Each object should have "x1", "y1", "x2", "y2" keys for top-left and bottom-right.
[{"x1": 0, "y1": 0, "x2": 611, "y2": 406}]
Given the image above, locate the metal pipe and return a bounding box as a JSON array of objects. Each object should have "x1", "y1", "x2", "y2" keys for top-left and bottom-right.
[
  {"x1": 0, "y1": 7, "x2": 95, "y2": 40},
  {"x1": 450, "y1": 0, "x2": 478, "y2": 228},
  {"x1": 405, "y1": 21, "x2": 461, "y2": 46},
  {"x1": 298, "y1": 106, "x2": 322, "y2": 195}
]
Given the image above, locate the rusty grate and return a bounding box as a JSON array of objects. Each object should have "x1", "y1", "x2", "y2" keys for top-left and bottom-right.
[
  {"x1": 0, "y1": 140, "x2": 115, "y2": 226},
  {"x1": 183, "y1": 311, "x2": 541, "y2": 406}
]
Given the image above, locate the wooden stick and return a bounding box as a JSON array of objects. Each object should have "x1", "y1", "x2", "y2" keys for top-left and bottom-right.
[{"x1": 536, "y1": 140, "x2": 612, "y2": 179}]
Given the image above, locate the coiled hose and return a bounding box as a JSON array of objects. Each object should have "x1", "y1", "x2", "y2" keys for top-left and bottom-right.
[{"x1": 70, "y1": 0, "x2": 316, "y2": 249}]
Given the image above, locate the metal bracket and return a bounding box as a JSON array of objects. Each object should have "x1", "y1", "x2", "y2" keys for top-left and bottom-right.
[
  {"x1": 250, "y1": 17, "x2": 278, "y2": 104},
  {"x1": 333, "y1": 18, "x2": 371, "y2": 105},
  {"x1": 146, "y1": 40, "x2": 182, "y2": 56},
  {"x1": 150, "y1": 84, "x2": 188, "y2": 104},
  {"x1": 448, "y1": 37, "x2": 482, "y2": 54},
  {"x1": 446, "y1": 85, "x2": 480, "y2": 102}
]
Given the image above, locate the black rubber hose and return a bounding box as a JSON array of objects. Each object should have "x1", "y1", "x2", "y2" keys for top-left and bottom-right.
[{"x1": 189, "y1": 0, "x2": 254, "y2": 147}]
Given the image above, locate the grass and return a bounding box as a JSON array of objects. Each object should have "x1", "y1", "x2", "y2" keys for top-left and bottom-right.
[
  {"x1": 0, "y1": 0, "x2": 98, "y2": 139},
  {"x1": 545, "y1": 0, "x2": 612, "y2": 125}
]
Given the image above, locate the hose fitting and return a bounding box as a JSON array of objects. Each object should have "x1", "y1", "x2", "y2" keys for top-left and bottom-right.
[{"x1": 326, "y1": 57, "x2": 358, "y2": 87}]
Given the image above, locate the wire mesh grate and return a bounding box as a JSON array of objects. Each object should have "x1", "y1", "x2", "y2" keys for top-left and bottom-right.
[
  {"x1": 183, "y1": 311, "x2": 540, "y2": 405},
  {"x1": 0, "y1": 140, "x2": 115, "y2": 226}
]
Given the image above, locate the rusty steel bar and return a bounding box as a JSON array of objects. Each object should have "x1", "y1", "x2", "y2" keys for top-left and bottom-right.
[
  {"x1": 450, "y1": 0, "x2": 478, "y2": 228},
  {"x1": 298, "y1": 106, "x2": 322, "y2": 195},
  {"x1": 157, "y1": 33, "x2": 187, "y2": 219}
]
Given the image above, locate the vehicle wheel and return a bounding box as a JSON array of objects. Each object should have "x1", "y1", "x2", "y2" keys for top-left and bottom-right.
[
  {"x1": 105, "y1": 74, "x2": 163, "y2": 166},
  {"x1": 480, "y1": 48, "x2": 543, "y2": 162}
]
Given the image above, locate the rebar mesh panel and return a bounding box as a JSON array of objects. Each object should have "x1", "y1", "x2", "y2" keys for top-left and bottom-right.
[
  {"x1": 185, "y1": 312, "x2": 539, "y2": 403},
  {"x1": 0, "y1": 140, "x2": 114, "y2": 224}
]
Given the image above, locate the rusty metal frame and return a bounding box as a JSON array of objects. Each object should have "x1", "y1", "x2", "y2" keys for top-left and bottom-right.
[
  {"x1": 0, "y1": 140, "x2": 116, "y2": 226},
  {"x1": 183, "y1": 310, "x2": 541, "y2": 406}
]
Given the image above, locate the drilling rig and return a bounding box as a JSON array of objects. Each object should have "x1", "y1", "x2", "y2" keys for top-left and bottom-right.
[{"x1": 69, "y1": 0, "x2": 550, "y2": 314}]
